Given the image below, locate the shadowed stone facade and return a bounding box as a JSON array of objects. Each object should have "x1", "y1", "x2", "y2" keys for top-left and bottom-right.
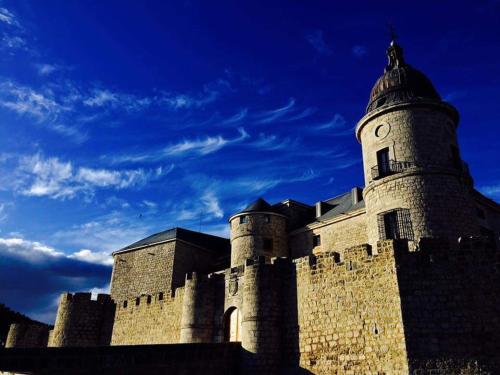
[{"x1": 4, "y1": 41, "x2": 500, "y2": 375}]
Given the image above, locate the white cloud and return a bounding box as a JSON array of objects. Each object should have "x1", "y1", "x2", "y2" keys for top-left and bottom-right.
[
  {"x1": 2, "y1": 35, "x2": 26, "y2": 49},
  {"x1": 251, "y1": 133, "x2": 296, "y2": 151},
  {"x1": 315, "y1": 114, "x2": 346, "y2": 130},
  {"x1": 255, "y1": 98, "x2": 296, "y2": 124},
  {"x1": 52, "y1": 212, "x2": 153, "y2": 253},
  {"x1": 68, "y1": 249, "x2": 113, "y2": 266},
  {"x1": 201, "y1": 190, "x2": 224, "y2": 219},
  {"x1": 111, "y1": 129, "x2": 249, "y2": 163},
  {"x1": 284, "y1": 107, "x2": 317, "y2": 122},
  {"x1": 12, "y1": 153, "x2": 172, "y2": 200},
  {"x1": 0, "y1": 237, "x2": 112, "y2": 266},
  {"x1": 0, "y1": 203, "x2": 8, "y2": 223},
  {"x1": 83, "y1": 89, "x2": 119, "y2": 107},
  {"x1": 0, "y1": 7, "x2": 17, "y2": 25},
  {"x1": 0, "y1": 81, "x2": 63, "y2": 121},
  {"x1": 141, "y1": 200, "x2": 157, "y2": 209},
  {"x1": 83, "y1": 88, "x2": 151, "y2": 111},
  {"x1": 0, "y1": 237, "x2": 64, "y2": 261},
  {"x1": 89, "y1": 284, "x2": 111, "y2": 299},
  {"x1": 305, "y1": 30, "x2": 332, "y2": 56},
  {"x1": 233, "y1": 168, "x2": 319, "y2": 194},
  {"x1": 162, "y1": 79, "x2": 231, "y2": 110},
  {"x1": 36, "y1": 64, "x2": 59, "y2": 76},
  {"x1": 222, "y1": 108, "x2": 248, "y2": 125},
  {"x1": 165, "y1": 128, "x2": 249, "y2": 156}
]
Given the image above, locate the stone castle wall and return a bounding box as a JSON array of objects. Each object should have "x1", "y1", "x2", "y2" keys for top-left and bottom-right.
[
  {"x1": 111, "y1": 289, "x2": 184, "y2": 345},
  {"x1": 396, "y1": 238, "x2": 500, "y2": 373},
  {"x1": 48, "y1": 293, "x2": 114, "y2": 347},
  {"x1": 110, "y1": 241, "x2": 177, "y2": 303},
  {"x1": 287, "y1": 242, "x2": 408, "y2": 374},
  {"x1": 289, "y1": 210, "x2": 367, "y2": 258},
  {"x1": 110, "y1": 240, "x2": 224, "y2": 305}
]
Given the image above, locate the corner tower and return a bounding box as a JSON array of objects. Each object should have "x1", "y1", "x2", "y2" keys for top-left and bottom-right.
[
  {"x1": 229, "y1": 198, "x2": 288, "y2": 267},
  {"x1": 356, "y1": 40, "x2": 478, "y2": 248}
]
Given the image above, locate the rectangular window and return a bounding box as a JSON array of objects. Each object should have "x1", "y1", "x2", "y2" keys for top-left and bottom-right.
[
  {"x1": 264, "y1": 214, "x2": 271, "y2": 223},
  {"x1": 313, "y1": 234, "x2": 321, "y2": 247},
  {"x1": 263, "y1": 238, "x2": 273, "y2": 251},
  {"x1": 383, "y1": 211, "x2": 399, "y2": 240},
  {"x1": 451, "y1": 145, "x2": 461, "y2": 169},
  {"x1": 378, "y1": 208, "x2": 414, "y2": 241},
  {"x1": 239, "y1": 215, "x2": 249, "y2": 224},
  {"x1": 377, "y1": 147, "x2": 390, "y2": 177}
]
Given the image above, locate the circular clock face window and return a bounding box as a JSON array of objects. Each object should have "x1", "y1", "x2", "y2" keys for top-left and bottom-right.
[{"x1": 374, "y1": 123, "x2": 390, "y2": 139}]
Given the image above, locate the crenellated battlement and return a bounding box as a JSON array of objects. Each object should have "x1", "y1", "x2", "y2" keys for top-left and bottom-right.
[
  {"x1": 60, "y1": 292, "x2": 112, "y2": 305},
  {"x1": 116, "y1": 290, "x2": 179, "y2": 311}
]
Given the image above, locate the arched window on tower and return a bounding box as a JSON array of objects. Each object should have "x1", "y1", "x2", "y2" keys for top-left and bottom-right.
[{"x1": 223, "y1": 307, "x2": 241, "y2": 342}]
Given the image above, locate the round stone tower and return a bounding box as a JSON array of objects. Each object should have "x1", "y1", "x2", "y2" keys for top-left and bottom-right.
[
  {"x1": 229, "y1": 198, "x2": 288, "y2": 267},
  {"x1": 356, "y1": 40, "x2": 478, "y2": 248},
  {"x1": 179, "y1": 272, "x2": 216, "y2": 343}
]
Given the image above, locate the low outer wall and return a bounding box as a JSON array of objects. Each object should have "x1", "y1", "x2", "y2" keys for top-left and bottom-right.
[
  {"x1": 0, "y1": 343, "x2": 241, "y2": 375},
  {"x1": 111, "y1": 290, "x2": 184, "y2": 345},
  {"x1": 5, "y1": 323, "x2": 50, "y2": 348}
]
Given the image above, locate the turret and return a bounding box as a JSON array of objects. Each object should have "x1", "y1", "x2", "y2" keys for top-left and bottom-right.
[
  {"x1": 179, "y1": 272, "x2": 218, "y2": 343},
  {"x1": 356, "y1": 40, "x2": 478, "y2": 248},
  {"x1": 229, "y1": 198, "x2": 288, "y2": 267},
  {"x1": 48, "y1": 292, "x2": 114, "y2": 347}
]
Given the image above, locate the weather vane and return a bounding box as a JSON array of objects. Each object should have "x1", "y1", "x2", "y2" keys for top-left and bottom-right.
[{"x1": 387, "y1": 23, "x2": 398, "y2": 43}]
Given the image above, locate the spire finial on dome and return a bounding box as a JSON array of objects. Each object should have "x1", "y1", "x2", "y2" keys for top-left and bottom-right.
[{"x1": 385, "y1": 24, "x2": 405, "y2": 72}]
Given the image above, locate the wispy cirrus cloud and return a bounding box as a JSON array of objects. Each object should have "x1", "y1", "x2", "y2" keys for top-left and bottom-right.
[
  {"x1": 0, "y1": 7, "x2": 19, "y2": 26},
  {"x1": 35, "y1": 63, "x2": 60, "y2": 76},
  {"x1": 222, "y1": 108, "x2": 248, "y2": 125},
  {"x1": 83, "y1": 88, "x2": 152, "y2": 112},
  {"x1": 0, "y1": 80, "x2": 88, "y2": 142},
  {"x1": 4, "y1": 153, "x2": 173, "y2": 200},
  {"x1": 305, "y1": 29, "x2": 332, "y2": 56},
  {"x1": 251, "y1": 133, "x2": 297, "y2": 151},
  {"x1": 0, "y1": 80, "x2": 64, "y2": 121},
  {"x1": 0, "y1": 6, "x2": 28, "y2": 52},
  {"x1": 314, "y1": 113, "x2": 353, "y2": 135},
  {"x1": 109, "y1": 128, "x2": 249, "y2": 163},
  {"x1": 162, "y1": 79, "x2": 231, "y2": 110},
  {"x1": 255, "y1": 98, "x2": 296, "y2": 124}
]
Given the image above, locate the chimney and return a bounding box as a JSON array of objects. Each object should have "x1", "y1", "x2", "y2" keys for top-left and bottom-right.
[
  {"x1": 351, "y1": 187, "x2": 363, "y2": 205},
  {"x1": 315, "y1": 201, "x2": 333, "y2": 218}
]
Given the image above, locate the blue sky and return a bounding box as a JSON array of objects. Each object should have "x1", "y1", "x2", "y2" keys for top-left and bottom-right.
[{"x1": 0, "y1": 0, "x2": 499, "y2": 323}]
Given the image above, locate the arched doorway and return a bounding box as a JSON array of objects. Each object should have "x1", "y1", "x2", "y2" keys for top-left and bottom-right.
[{"x1": 223, "y1": 307, "x2": 241, "y2": 342}]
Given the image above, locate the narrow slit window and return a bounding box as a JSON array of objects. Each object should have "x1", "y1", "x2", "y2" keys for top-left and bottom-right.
[{"x1": 313, "y1": 234, "x2": 321, "y2": 247}]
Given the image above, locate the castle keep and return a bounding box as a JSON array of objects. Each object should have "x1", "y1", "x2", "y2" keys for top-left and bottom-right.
[{"x1": 5, "y1": 41, "x2": 500, "y2": 374}]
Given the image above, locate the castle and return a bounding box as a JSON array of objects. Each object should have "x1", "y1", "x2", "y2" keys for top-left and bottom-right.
[{"x1": 4, "y1": 41, "x2": 500, "y2": 374}]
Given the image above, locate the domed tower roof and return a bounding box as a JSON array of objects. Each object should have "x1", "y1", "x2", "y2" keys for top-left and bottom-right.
[{"x1": 366, "y1": 40, "x2": 440, "y2": 113}]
